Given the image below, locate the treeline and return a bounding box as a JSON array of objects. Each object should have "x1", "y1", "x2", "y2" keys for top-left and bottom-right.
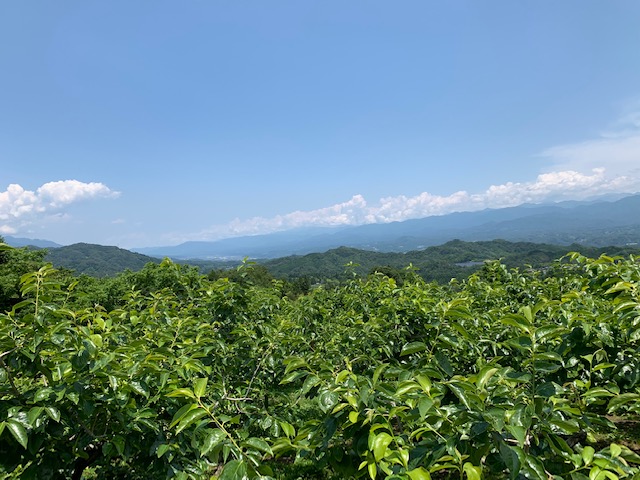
[
  {"x1": 220, "y1": 239, "x2": 640, "y2": 285},
  {"x1": 3, "y1": 237, "x2": 640, "y2": 314},
  {"x1": 41, "y1": 238, "x2": 640, "y2": 285}
]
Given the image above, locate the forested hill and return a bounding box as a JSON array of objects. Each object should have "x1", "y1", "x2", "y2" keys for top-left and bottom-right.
[
  {"x1": 45, "y1": 243, "x2": 160, "y2": 277},
  {"x1": 40, "y1": 239, "x2": 640, "y2": 281},
  {"x1": 261, "y1": 239, "x2": 640, "y2": 284}
]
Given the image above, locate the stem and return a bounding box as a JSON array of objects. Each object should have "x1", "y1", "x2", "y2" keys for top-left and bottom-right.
[
  {"x1": 198, "y1": 399, "x2": 244, "y2": 456},
  {"x1": 0, "y1": 356, "x2": 20, "y2": 397},
  {"x1": 71, "y1": 443, "x2": 102, "y2": 480}
]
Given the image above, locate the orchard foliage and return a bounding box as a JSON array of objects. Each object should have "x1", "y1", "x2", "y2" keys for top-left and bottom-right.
[{"x1": 1, "y1": 245, "x2": 639, "y2": 479}]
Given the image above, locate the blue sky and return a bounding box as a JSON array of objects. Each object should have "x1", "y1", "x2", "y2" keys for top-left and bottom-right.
[{"x1": 1, "y1": 1, "x2": 640, "y2": 248}]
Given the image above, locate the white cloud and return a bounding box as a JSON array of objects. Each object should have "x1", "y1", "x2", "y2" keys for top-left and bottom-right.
[
  {"x1": 0, "y1": 225, "x2": 17, "y2": 235},
  {"x1": 0, "y1": 180, "x2": 119, "y2": 233},
  {"x1": 539, "y1": 108, "x2": 640, "y2": 181},
  {"x1": 190, "y1": 167, "x2": 636, "y2": 242}
]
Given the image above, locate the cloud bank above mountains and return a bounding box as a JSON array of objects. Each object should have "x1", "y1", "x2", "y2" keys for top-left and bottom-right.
[
  {"x1": 1, "y1": 168, "x2": 637, "y2": 243},
  {"x1": 193, "y1": 168, "x2": 636, "y2": 241},
  {"x1": 0, "y1": 180, "x2": 119, "y2": 235}
]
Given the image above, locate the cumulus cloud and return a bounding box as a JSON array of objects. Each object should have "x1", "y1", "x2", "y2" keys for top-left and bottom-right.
[
  {"x1": 193, "y1": 167, "x2": 635, "y2": 241},
  {"x1": 0, "y1": 180, "x2": 119, "y2": 232}
]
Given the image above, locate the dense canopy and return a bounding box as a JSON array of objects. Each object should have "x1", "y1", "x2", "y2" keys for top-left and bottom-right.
[{"x1": 1, "y1": 240, "x2": 639, "y2": 479}]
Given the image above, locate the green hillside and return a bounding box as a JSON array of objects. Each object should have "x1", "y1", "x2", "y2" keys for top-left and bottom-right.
[
  {"x1": 39, "y1": 239, "x2": 640, "y2": 284},
  {"x1": 45, "y1": 242, "x2": 160, "y2": 277},
  {"x1": 261, "y1": 239, "x2": 640, "y2": 284}
]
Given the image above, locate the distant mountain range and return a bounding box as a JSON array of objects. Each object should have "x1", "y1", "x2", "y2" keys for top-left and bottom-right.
[
  {"x1": 4, "y1": 236, "x2": 62, "y2": 249},
  {"x1": 133, "y1": 194, "x2": 640, "y2": 259},
  {"x1": 4, "y1": 194, "x2": 640, "y2": 271}
]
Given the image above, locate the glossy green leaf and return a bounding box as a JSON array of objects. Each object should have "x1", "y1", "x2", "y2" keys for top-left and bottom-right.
[
  {"x1": 463, "y1": 462, "x2": 482, "y2": 480},
  {"x1": 193, "y1": 377, "x2": 208, "y2": 398},
  {"x1": 170, "y1": 403, "x2": 198, "y2": 427},
  {"x1": 501, "y1": 314, "x2": 531, "y2": 334},
  {"x1": 400, "y1": 341, "x2": 426, "y2": 356},
  {"x1": 608, "y1": 393, "x2": 640, "y2": 412},
  {"x1": 44, "y1": 407, "x2": 60, "y2": 422},
  {"x1": 318, "y1": 391, "x2": 339, "y2": 413},
  {"x1": 156, "y1": 443, "x2": 170, "y2": 458},
  {"x1": 243, "y1": 437, "x2": 273, "y2": 456},
  {"x1": 166, "y1": 388, "x2": 196, "y2": 399},
  {"x1": 476, "y1": 366, "x2": 498, "y2": 390},
  {"x1": 7, "y1": 420, "x2": 28, "y2": 449},
  {"x1": 201, "y1": 429, "x2": 226, "y2": 456},
  {"x1": 370, "y1": 431, "x2": 393, "y2": 462},
  {"x1": 175, "y1": 408, "x2": 208, "y2": 434},
  {"x1": 408, "y1": 467, "x2": 432, "y2": 480},
  {"x1": 219, "y1": 459, "x2": 247, "y2": 480}
]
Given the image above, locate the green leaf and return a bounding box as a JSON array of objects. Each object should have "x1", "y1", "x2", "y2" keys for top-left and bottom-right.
[
  {"x1": 501, "y1": 314, "x2": 531, "y2": 334},
  {"x1": 170, "y1": 403, "x2": 198, "y2": 427},
  {"x1": 418, "y1": 397, "x2": 434, "y2": 419},
  {"x1": 583, "y1": 387, "x2": 615, "y2": 399},
  {"x1": 112, "y1": 435, "x2": 125, "y2": 456},
  {"x1": 523, "y1": 453, "x2": 547, "y2": 480},
  {"x1": 219, "y1": 459, "x2": 247, "y2": 480},
  {"x1": 89, "y1": 334, "x2": 103, "y2": 348},
  {"x1": 408, "y1": 467, "x2": 432, "y2": 480},
  {"x1": 129, "y1": 381, "x2": 149, "y2": 398},
  {"x1": 534, "y1": 325, "x2": 569, "y2": 343},
  {"x1": 448, "y1": 381, "x2": 482, "y2": 411},
  {"x1": 201, "y1": 429, "x2": 225, "y2": 456},
  {"x1": 395, "y1": 381, "x2": 421, "y2": 396},
  {"x1": 549, "y1": 418, "x2": 580, "y2": 435},
  {"x1": 300, "y1": 374, "x2": 320, "y2": 395},
  {"x1": 283, "y1": 356, "x2": 307, "y2": 374},
  {"x1": 400, "y1": 341, "x2": 427, "y2": 356},
  {"x1": 609, "y1": 443, "x2": 621, "y2": 458},
  {"x1": 243, "y1": 437, "x2": 273, "y2": 456},
  {"x1": 476, "y1": 366, "x2": 498, "y2": 390},
  {"x1": 372, "y1": 363, "x2": 388, "y2": 385},
  {"x1": 318, "y1": 391, "x2": 339, "y2": 413},
  {"x1": 582, "y1": 446, "x2": 595, "y2": 465},
  {"x1": 463, "y1": 462, "x2": 481, "y2": 480},
  {"x1": 166, "y1": 388, "x2": 196, "y2": 399},
  {"x1": 194, "y1": 377, "x2": 208, "y2": 399},
  {"x1": 370, "y1": 431, "x2": 393, "y2": 462},
  {"x1": 499, "y1": 443, "x2": 520, "y2": 480},
  {"x1": 435, "y1": 352, "x2": 453, "y2": 376},
  {"x1": 608, "y1": 393, "x2": 640, "y2": 412},
  {"x1": 279, "y1": 421, "x2": 295, "y2": 438},
  {"x1": 33, "y1": 387, "x2": 54, "y2": 402},
  {"x1": 156, "y1": 443, "x2": 170, "y2": 458},
  {"x1": 367, "y1": 459, "x2": 377, "y2": 480},
  {"x1": 7, "y1": 420, "x2": 28, "y2": 449},
  {"x1": 44, "y1": 407, "x2": 60, "y2": 422},
  {"x1": 506, "y1": 425, "x2": 526, "y2": 448},
  {"x1": 26, "y1": 407, "x2": 43, "y2": 427},
  {"x1": 279, "y1": 370, "x2": 307, "y2": 385},
  {"x1": 616, "y1": 444, "x2": 640, "y2": 464},
  {"x1": 175, "y1": 408, "x2": 208, "y2": 434}
]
